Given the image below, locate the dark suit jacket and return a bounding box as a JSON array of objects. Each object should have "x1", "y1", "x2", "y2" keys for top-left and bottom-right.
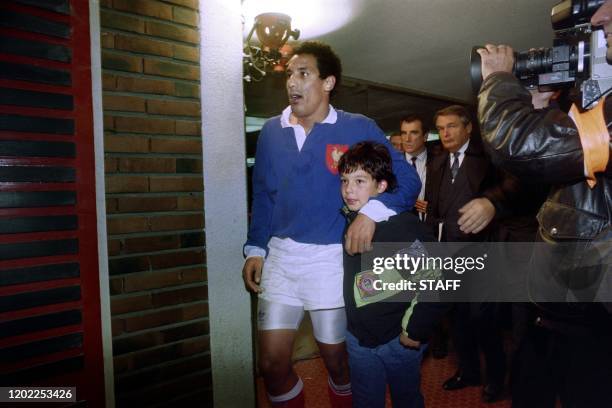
[
  {"x1": 409, "y1": 141, "x2": 442, "y2": 210},
  {"x1": 424, "y1": 138, "x2": 507, "y2": 242}
]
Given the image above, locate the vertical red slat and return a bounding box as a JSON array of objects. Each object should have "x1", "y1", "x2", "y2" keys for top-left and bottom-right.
[
  {"x1": 0, "y1": 0, "x2": 106, "y2": 405},
  {"x1": 69, "y1": 0, "x2": 106, "y2": 405}
]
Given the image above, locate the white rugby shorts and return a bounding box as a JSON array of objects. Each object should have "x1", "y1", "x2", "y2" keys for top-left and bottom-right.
[{"x1": 259, "y1": 237, "x2": 344, "y2": 310}]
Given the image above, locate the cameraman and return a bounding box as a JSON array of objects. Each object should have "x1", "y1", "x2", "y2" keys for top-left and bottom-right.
[{"x1": 475, "y1": 2, "x2": 612, "y2": 408}]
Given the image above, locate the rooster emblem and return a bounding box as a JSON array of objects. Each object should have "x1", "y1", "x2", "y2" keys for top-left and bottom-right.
[{"x1": 325, "y1": 144, "x2": 349, "y2": 174}]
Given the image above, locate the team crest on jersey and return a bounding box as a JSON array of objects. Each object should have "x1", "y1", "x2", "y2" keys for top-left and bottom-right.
[
  {"x1": 356, "y1": 271, "x2": 379, "y2": 299},
  {"x1": 326, "y1": 144, "x2": 348, "y2": 174}
]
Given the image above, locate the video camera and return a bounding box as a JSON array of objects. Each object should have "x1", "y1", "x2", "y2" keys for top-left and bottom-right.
[{"x1": 470, "y1": 0, "x2": 612, "y2": 109}]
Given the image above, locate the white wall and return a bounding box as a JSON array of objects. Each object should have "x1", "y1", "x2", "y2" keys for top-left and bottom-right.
[
  {"x1": 89, "y1": 1, "x2": 115, "y2": 406},
  {"x1": 200, "y1": 0, "x2": 255, "y2": 406}
]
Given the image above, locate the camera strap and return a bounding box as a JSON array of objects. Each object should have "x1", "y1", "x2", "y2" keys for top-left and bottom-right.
[{"x1": 568, "y1": 96, "x2": 610, "y2": 188}]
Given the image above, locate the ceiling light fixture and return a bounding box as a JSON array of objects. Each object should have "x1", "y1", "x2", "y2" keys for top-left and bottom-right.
[{"x1": 243, "y1": 12, "x2": 300, "y2": 82}]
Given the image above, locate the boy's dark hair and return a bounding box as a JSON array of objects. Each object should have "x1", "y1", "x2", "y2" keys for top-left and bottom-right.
[
  {"x1": 433, "y1": 105, "x2": 472, "y2": 127},
  {"x1": 338, "y1": 141, "x2": 397, "y2": 192},
  {"x1": 292, "y1": 41, "x2": 342, "y2": 96},
  {"x1": 400, "y1": 113, "x2": 429, "y2": 135}
]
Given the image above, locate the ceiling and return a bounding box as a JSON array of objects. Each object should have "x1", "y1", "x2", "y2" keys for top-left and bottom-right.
[
  {"x1": 244, "y1": 0, "x2": 562, "y2": 132},
  {"x1": 315, "y1": 0, "x2": 559, "y2": 102}
]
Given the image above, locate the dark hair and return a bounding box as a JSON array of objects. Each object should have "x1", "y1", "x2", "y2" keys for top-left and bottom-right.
[
  {"x1": 433, "y1": 105, "x2": 472, "y2": 127},
  {"x1": 400, "y1": 113, "x2": 429, "y2": 135},
  {"x1": 389, "y1": 131, "x2": 402, "y2": 139},
  {"x1": 338, "y1": 141, "x2": 397, "y2": 192},
  {"x1": 293, "y1": 41, "x2": 342, "y2": 96}
]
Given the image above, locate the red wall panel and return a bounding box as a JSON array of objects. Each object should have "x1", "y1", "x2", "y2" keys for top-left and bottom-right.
[{"x1": 0, "y1": 0, "x2": 105, "y2": 406}]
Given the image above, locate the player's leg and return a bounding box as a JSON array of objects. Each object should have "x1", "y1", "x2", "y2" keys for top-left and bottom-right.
[
  {"x1": 258, "y1": 299, "x2": 305, "y2": 406},
  {"x1": 310, "y1": 307, "x2": 351, "y2": 408}
]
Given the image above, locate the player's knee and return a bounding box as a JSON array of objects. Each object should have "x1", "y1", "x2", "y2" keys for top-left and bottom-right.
[{"x1": 259, "y1": 354, "x2": 292, "y2": 379}]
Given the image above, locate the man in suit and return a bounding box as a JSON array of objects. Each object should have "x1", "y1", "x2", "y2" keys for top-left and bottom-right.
[
  {"x1": 400, "y1": 114, "x2": 431, "y2": 221},
  {"x1": 426, "y1": 105, "x2": 504, "y2": 242},
  {"x1": 400, "y1": 114, "x2": 450, "y2": 358},
  {"x1": 389, "y1": 131, "x2": 404, "y2": 153},
  {"x1": 425, "y1": 105, "x2": 507, "y2": 403}
]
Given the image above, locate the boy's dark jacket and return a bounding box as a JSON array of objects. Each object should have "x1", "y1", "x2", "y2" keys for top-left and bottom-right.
[{"x1": 343, "y1": 210, "x2": 449, "y2": 348}]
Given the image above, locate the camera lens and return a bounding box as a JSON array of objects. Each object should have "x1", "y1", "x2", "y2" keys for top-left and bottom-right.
[
  {"x1": 470, "y1": 46, "x2": 485, "y2": 94},
  {"x1": 514, "y1": 48, "x2": 553, "y2": 78},
  {"x1": 469, "y1": 0, "x2": 601, "y2": 97},
  {"x1": 470, "y1": 42, "x2": 586, "y2": 95}
]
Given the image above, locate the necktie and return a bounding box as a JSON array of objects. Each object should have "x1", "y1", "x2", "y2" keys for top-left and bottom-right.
[
  {"x1": 410, "y1": 156, "x2": 417, "y2": 168},
  {"x1": 451, "y1": 152, "x2": 460, "y2": 182}
]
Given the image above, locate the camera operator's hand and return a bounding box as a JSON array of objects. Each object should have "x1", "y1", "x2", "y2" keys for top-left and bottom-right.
[
  {"x1": 476, "y1": 44, "x2": 514, "y2": 81},
  {"x1": 529, "y1": 89, "x2": 556, "y2": 109}
]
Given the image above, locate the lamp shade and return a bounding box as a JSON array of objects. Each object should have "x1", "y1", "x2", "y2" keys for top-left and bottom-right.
[{"x1": 255, "y1": 13, "x2": 298, "y2": 50}]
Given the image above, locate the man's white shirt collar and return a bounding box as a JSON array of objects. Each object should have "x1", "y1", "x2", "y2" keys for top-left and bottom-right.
[
  {"x1": 406, "y1": 148, "x2": 427, "y2": 162},
  {"x1": 451, "y1": 139, "x2": 470, "y2": 167},
  {"x1": 280, "y1": 105, "x2": 337, "y2": 151},
  {"x1": 455, "y1": 139, "x2": 470, "y2": 156},
  {"x1": 280, "y1": 104, "x2": 338, "y2": 128}
]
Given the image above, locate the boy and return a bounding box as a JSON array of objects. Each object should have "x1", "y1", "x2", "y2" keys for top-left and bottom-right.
[{"x1": 339, "y1": 141, "x2": 447, "y2": 408}]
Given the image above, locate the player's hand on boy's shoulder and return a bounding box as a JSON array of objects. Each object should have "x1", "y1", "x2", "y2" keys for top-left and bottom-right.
[
  {"x1": 242, "y1": 256, "x2": 264, "y2": 293},
  {"x1": 399, "y1": 332, "x2": 421, "y2": 349},
  {"x1": 345, "y1": 213, "x2": 375, "y2": 255}
]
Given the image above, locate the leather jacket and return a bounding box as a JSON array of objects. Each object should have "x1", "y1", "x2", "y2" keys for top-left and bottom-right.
[
  {"x1": 478, "y1": 73, "x2": 612, "y2": 325},
  {"x1": 478, "y1": 72, "x2": 611, "y2": 243}
]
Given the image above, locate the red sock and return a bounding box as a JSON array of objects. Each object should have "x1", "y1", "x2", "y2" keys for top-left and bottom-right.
[{"x1": 327, "y1": 377, "x2": 352, "y2": 408}]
